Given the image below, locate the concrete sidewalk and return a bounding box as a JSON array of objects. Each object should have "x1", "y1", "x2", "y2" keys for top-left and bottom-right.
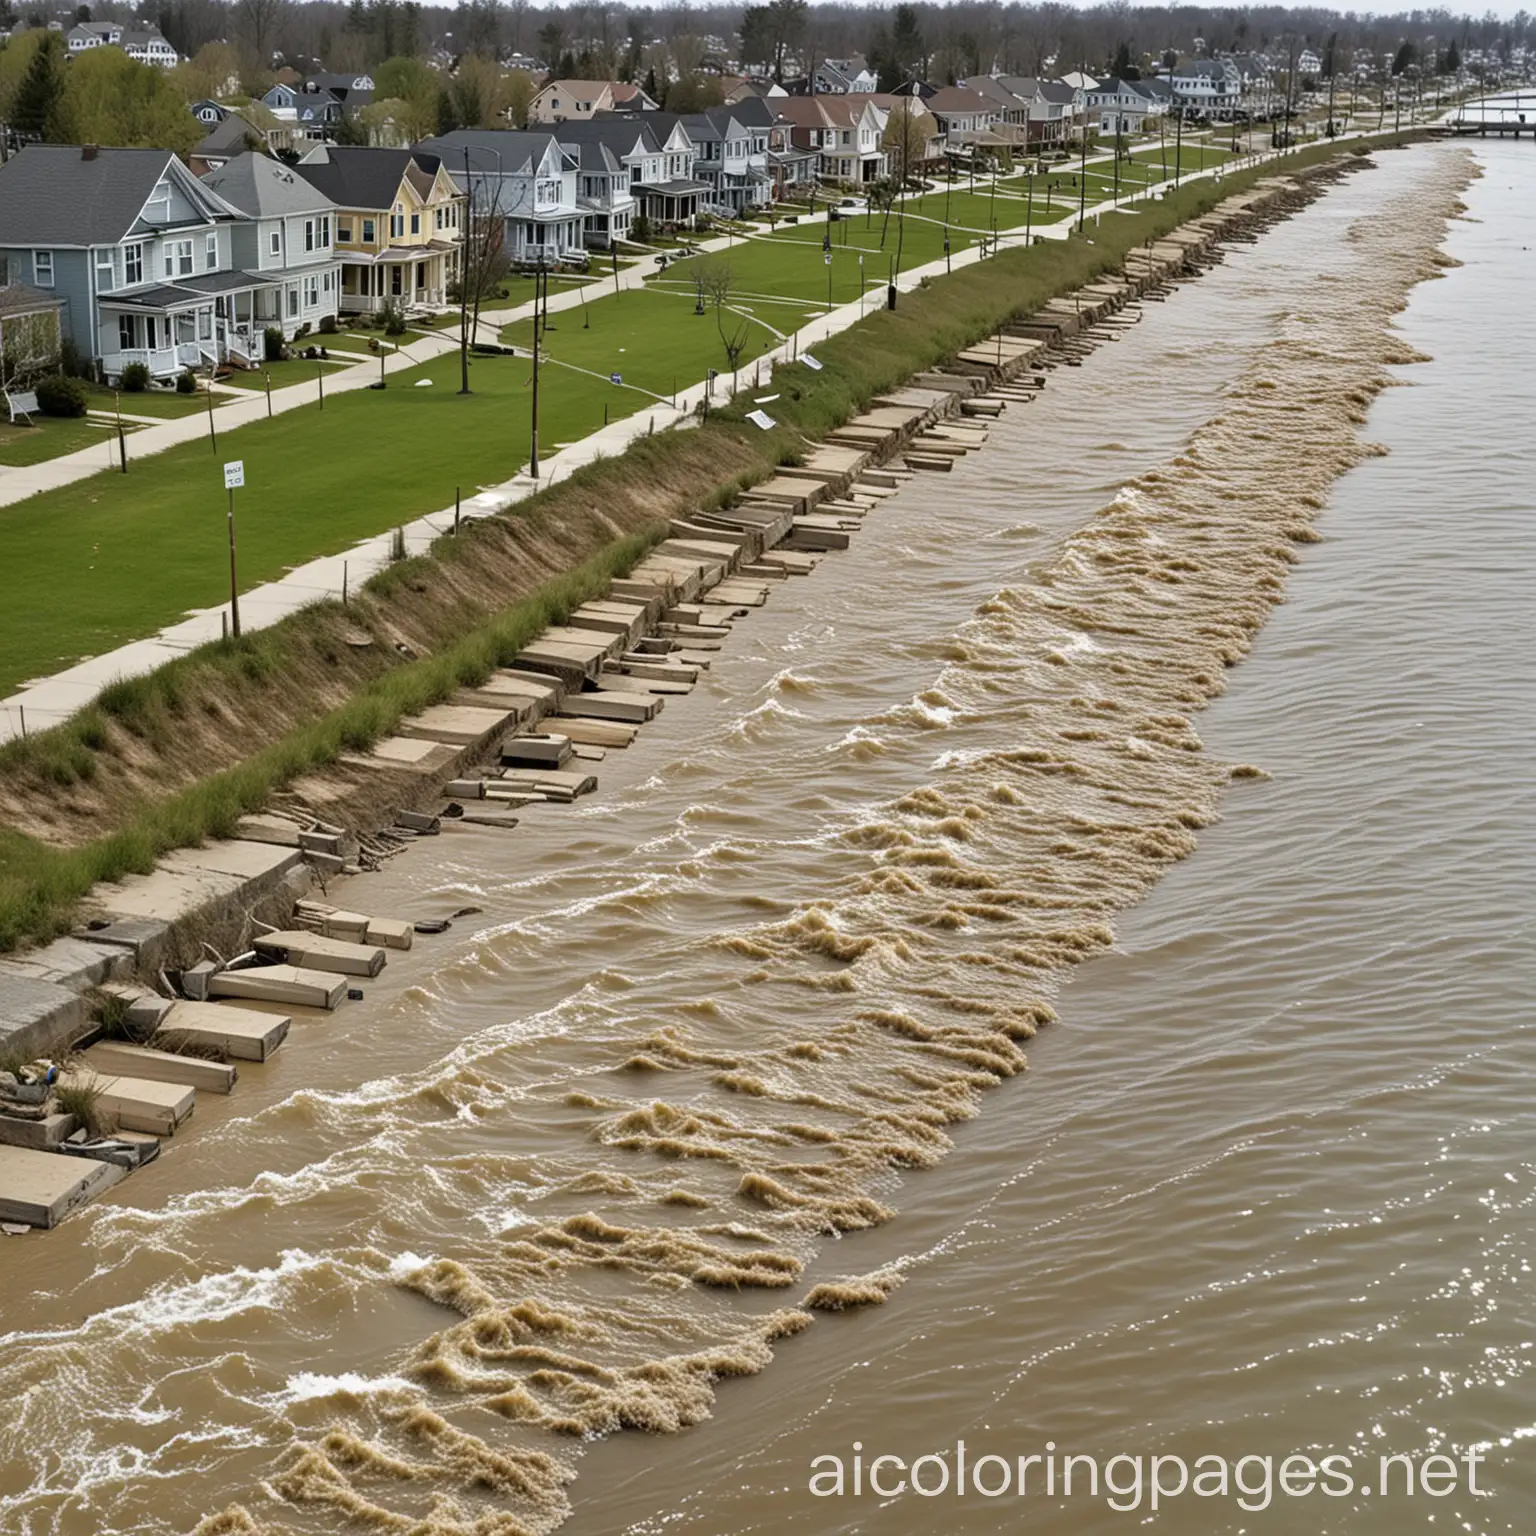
[{"x1": 0, "y1": 136, "x2": 1354, "y2": 745}]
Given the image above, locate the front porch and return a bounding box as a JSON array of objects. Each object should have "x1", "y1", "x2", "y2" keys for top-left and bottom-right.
[
  {"x1": 339, "y1": 245, "x2": 457, "y2": 314},
  {"x1": 506, "y1": 214, "x2": 588, "y2": 269},
  {"x1": 638, "y1": 179, "x2": 712, "y2": 232},
  {"x1": 99, "y1": 296, "x2": 219, "y2": 383}
]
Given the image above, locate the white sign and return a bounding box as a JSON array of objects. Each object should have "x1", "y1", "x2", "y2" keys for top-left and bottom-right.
[
  {"x1": 223, "y1": 460, "x2": 244, "y2": 490},
  {"x1": 802, "y1": 356, "x2": 823, "y2": 372},
  {"x1": 746, "y1": 409, "x2": 777, "y2": 431}
]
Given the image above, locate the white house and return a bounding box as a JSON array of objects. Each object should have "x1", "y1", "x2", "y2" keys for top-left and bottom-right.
[{"x1": 1172, "y1": 59, "x2": 1242, "y2": 119}]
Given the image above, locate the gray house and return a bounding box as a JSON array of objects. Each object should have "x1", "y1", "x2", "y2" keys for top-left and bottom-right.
[
  {"x1": 0, "y1": 144, "x2": 246, "y2": 383},
  {"x1": 414, "y1": 131, "x2": 587, "y2": 267},
  {"x1": 199, "y1": 155, "x2": 342, "y2": 349}
]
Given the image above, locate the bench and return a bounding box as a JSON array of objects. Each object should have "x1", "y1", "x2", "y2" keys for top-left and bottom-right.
[{"x1": 4, "y1": 389, "x2": 39, "y2": 425}]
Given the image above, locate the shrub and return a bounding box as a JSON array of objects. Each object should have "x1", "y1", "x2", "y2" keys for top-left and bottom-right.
[
  {"x1": 631, "y1": 211, "x2": 652, "y2": 244},
  {"x1": 263, "y1": 326, "x2": 285, "y2": 362},
  {"x1": 59, "y1": 335, "x2": 92, "y2": 379},
  {"x1": 318, "y1": 314, "x2": 337, "y2": 334},
  {"x1": 294, "y1": 321, "x2": 311, "y2": 341},
  {"x1": 120, "y1": 360, "x2": 150, "y2": 393},
  {"x1": 176, "y1": 368, "x2": 197, "y2": 395},
  {"x1": 35, "y1": 374, "x2": 87, "y2": 417},
  {"x1": 55, "y1": 1075, "x2": 115, "y2": 1137},
  {"x1": 380, "y1": 300, "x2": 406, "y2": 337}
]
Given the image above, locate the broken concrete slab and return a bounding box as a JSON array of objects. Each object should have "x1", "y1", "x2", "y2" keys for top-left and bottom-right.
[
  {"x1": 207, "y1": 966, "x2": 348, "y2": 1011},
  {"x1": 83, "y1": 1041, "x2": 236, "y2": 1095},
  {"x1": 155, "y1": 1001, "x2": 290, "y2": 1061},
  {"x1": 0, "y1": 1145, "x2": 124, "y2": 1228},
  {"x1": 551, "y1": 716, "x2": 639, "y2": 748},
  {"x1": 343, "y1": 736, "x2": 460, "y2": 777},
  {"x1": 562, "y1": 690, "x2": 663, "y2": 723},
  {"x1": 394, "y1": 704, "x2": 519, "y2": 748},
  {"x1": 252, "y1": 932, "x2": 387, "y2": 979},
  {"x1": 59, "y1": 1070, "x2": 195, "y2": 1136},
  {"x1": 0, "y1": 972, "x2": 91, "y2": 1065},
  {"x1": 0, "y1": 1111, "x2": 77, "y2": 1151},
  {"x1": 500, "y1": 734, "x2": 573, "y2": 768}
]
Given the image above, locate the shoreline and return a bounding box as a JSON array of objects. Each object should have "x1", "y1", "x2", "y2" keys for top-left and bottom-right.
[{"x1": 0, "y1": 150, "x2": 1398, "y2": 1204}]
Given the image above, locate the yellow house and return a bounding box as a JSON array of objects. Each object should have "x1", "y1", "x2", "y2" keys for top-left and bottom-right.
[{"x1": 292, "y1": 146, "x2": 464, "y2": 313}]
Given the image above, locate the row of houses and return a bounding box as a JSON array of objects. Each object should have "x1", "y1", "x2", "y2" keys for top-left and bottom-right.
[{"x1": 0, "y1": 142, "x2": 466, "y2": 385}]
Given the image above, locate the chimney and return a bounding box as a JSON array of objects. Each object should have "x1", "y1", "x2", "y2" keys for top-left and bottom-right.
[{"x1": 81, "y1": 144, "x2": 99, "y2": 161}]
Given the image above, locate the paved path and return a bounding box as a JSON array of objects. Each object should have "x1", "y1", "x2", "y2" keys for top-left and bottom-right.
[{"x1": 0, "y1": 130, "x2": 1406, "y2": 745}]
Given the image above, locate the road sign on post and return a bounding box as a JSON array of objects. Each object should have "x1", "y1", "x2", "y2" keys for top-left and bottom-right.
[{"x1": 222, "y1": 461, "x2": 243, "y2": 636}]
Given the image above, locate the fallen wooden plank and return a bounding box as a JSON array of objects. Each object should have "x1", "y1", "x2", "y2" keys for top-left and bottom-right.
[
  {"x1": 207, "y1": 966, "x2": 348, "y2": 1011},
  {"x1": 252, "y1": 932, "x2": 386, "y2": 979},
  {"x1": 0, "y1": 1146, "x2": 124, "y2": 1229},
  {"x1": 83, "y1": 1041, "x2": 236, "y2": 1095},
  {"x1": 155, "y1": 1001, "x2": 290, "y2": 1061}
]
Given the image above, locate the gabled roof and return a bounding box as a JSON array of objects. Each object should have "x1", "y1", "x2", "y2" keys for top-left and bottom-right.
[
  {"x1": 416, "y1": 129, "x2": 572, "y2": 179},
  {"x1": 192, "y1": 113, "x2": 266, "y2": 157},
  {"x1": 0, "y1": 282, "x2": 64, "y2": 317},
  {"x1": 551, "y1": 117, "x2": 668, "y2": 157},
  {"x1": 962, "y1": 76, "x2": 1028, "y2": 109},
  {"x1": 925, "y1": 86, "x2": 995, "y2": 116},
  {"x1": 292, "y1": 146, "x2": 445, "y2": 211},
  {"x1": 0, "y1": 146, "x2": 214, "y2": 246},
  {"x1": 201, "y1": 154, "x2": 337, "y2": 218}
]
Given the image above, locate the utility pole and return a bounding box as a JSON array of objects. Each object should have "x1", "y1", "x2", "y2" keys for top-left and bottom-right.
[
  {"x1": 1174, "y1": 104, "x2": 1183, "y2": 187},
  {"x1": 459, "y1": 148, "x2": 472, "y2": 394},
  {"x1": 530, "y1": 262, "x2": 542, "y2": 479},
  {"x1": 1078, "y1": 66, "x2": 1090, "y2": 229},
  {"x1": 222, "y1": 459, "x2": 244, "y2": 638}
]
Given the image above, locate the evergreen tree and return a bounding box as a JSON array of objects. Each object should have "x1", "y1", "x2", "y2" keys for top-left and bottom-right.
[
  {"x1": 13, "y1": 31, "x2": 64, "y2": 139},
  {"x1": 1441, "y1": 39, "x2": 1461, "y2": 74}
]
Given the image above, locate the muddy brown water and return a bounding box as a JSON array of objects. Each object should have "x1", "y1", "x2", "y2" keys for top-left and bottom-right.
[{"x1": 2, "y1": 141, "x2": 1531, "y2": 1536}]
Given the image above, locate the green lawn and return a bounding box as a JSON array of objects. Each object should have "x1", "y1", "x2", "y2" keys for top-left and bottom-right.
[
  {"x1": 0, "y1": 338, "x2": 729, "y2": 692},
  {"x1": 0, "y1": 416, "x2": 124, "y2": 468},
  {"x1": 221, "y1": 354, "x2": 354, "y2": 391},
  {"x1": 86, "y1": 384, "x2": 223, "y2": 419},
  {"x1": 500, "y1": 286, "x2": 780, "y2": 403}
]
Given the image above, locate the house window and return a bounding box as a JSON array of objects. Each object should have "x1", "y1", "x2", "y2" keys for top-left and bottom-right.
[
  {"x1": 206, "y1": 232, "x2": 218, "y2": 270},
  {"x1": 124, "y1": 243, "x2": 143, "y2": 284},
  {"x1": 389, "y1": 207, "x2": 404, "y2": 239},
  {"x1": 303, "y1": 274, "x2": 319, "y2": 306},
  {"x1": 197, "y1": 308, "x2": 213, "y2": 340},
  {"x1": 390, "y1": 265, "x2": 403, "y2": 296},
  {"x1": 410, "y1": 212, "x2": 420, "y2": 234},
  {"x1": 95, "y1": 248, "x2": 115, "y2": 290},
  {"x1": 119, "y1": 314, "x2": 133, "y2": 349},
  {"x1": 269, "y1": 229, "x2": 281, "y2": 257},
  {"x1": 338, "y1": 221, "x2": 352, "y2": 242},
  {"x1": 304, "y1": 219, "x2": 315, "y2": 252},
  {"x1": 164, "y1": 239, "x2": 193, "y2": 277},
  {"x1": 362, "y1": 218, "x2": 375, "y2": 243},
  {"x1": 32, "y1": 250, "x2": 53, "y2": 287},
  {"x1": 322, "y1": 270, "x2": 332, "y2": 292},
  {"x1": 286, "y1": 287, "x2": 298, "y2": 318}
]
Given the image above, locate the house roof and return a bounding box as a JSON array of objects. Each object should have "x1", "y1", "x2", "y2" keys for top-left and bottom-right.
[
  {"x1": 0, "y1": 145, "x2": 186, "y2": 245},
  {"x1": 774, "y1": 95, "x2": 872, "y2": 130},
  {"x1": 292, "y1": 146, "x2": 444, "y2": 211},
  {"x1": 201, "y1": 154, "x2": 336, "y2": 218},
  {"x1": 925, "y1": 86, "x2": 995, "y2": 116},
  {"x1": 415, "y1": 129, "x2": 570, "y2": 179},
  {"x1": 549, "y1": 117, "x2": 668, "y2": 156},
  {"x1": 535, "y1": 78, "x2": 642, "y2": 104},
  {"x1": 0, "y1": 282, "x2": 64, "y2": 317},
  {"x1": 192, "y1": 113, "x2": 264, "y2": 158}
]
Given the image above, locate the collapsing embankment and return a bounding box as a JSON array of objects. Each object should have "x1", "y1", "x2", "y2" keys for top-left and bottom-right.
[
  {"x1": 169, "y1": 146, "x2": 1474, "y2": 1534},
  {"x1": 0, "y1": 136, "x2": 1423, "y2": 960}
]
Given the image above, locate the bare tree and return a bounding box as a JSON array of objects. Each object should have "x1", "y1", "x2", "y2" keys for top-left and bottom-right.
[
  {"x1": 696, "y1": 258, "x2": 752, "y2": 375},
  {"x1": 236, "y1": 0, "x2": 287, "y2": 61},
  {"x1": 457, "y1": 153, "x2": 513, "y2": 395}
]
